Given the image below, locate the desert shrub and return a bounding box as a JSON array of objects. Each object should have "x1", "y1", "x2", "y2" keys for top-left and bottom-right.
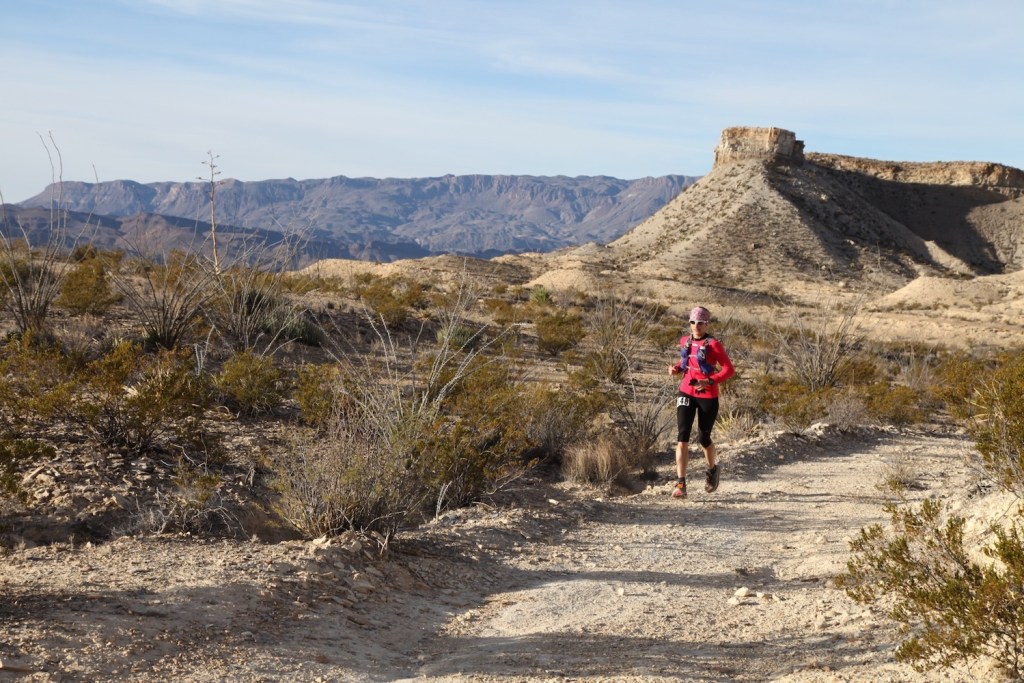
[
  {"x1": 750, "y1": 374, "x2": 835, "y2": 429},
  {"x1": 56, "y1": 257, "x2": 122, "y2": 316},
  {"x1": 111, "y1": 250, "x2": 216, "y2": 350},
  {"x1": 522, "y1": 384, "x2": 600, "y2": 461},
  {"x1": 73, "y1": 342, "x2": 213, "y2": 455},
  {"x1": 838, "y1": 499, "x2": 1024, "y2": 678},
  {"x1": 70, "y1": 244, "x2": 100, "y2": 262},
  {"x1": 876, "y1": 454, "x2": 924, "y2": 493},
  {"x1": 0, "y1": 335, "x2": 79, "y2": 432},
  {"x1": 207, "y1": 265, "x2": 324, "y2": 352},
  {"x1": 530, "y1": 285, "x2": 553, "y2": 306},
  {"x1": 293, "y1": 362, "x2": 344, "y2": 429},
  {"x1": 824, "y1": 390, "x2": 871, "y2": 430},
  {"x1": 860, "y1": 382, "x2": 925, "y2": 427},
  {"x1": 583, "y1": 295, "x2": 660, "y2": 384},
  {"x1": 608, "y1": 386, "x2": 671, "y2": 476},
  {"x1": 214, "y1": 351, "x2": 287, "y2": 416},
  {"x1": 562, "y1": 434, "x2": 629, "y2": 485},
  {"x1": 535, "y1": 311, "x2": 584, "y2": 356},
  {"x1": 274, "y1": 422, "x2": 423, "y2": 541},
  {"x1": 716, "y1": 407, "x2": 761, "y2": 442},
  {"x1": 436, "y1": 324, "x2": 480, "y2": 350},
  {"x1": 835, "y1": 356, "x2": 882, "y2": 387},
  {"x1": 769, "y1": 301, "x2": 862, "y2": 392},
  {"x1": 128, "y1": 468, "x2": 238, "y2": 536},
  {"x1": 969, "y1": 352, "x2": 1024, "y2": 497},
  {"x1": 353, "y1": 273, "x2": 426, "y2": 327},
  {"x1": 482, "y1": 297, "x2": 521, "y2": 326},
  {"x1": 283, "y1": 291, "x2": 528, "y2": 538},
  {"x1": 647, "y1": 315, "x2": 688, "y2": 350},
  {"x1": 894, "y1": 344, "x2": 940, "y2": 393},
  {"x1": 412, "y1": 359, "x2": 534, "y2": 511},
  {"x1": 929, "y1": 352, "x2": 989, "y2": 421},
  {"x1": 0, "y1": 253, "x2": 59, "y2": 340}
]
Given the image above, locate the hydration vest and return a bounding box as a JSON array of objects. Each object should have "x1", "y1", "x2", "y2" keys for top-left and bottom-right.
[{"x1": 681, "y1": 335, "x2": 716, "y2": 376}]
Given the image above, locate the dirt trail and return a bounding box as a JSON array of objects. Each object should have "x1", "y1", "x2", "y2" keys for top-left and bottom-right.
[{"x1": 0, "y1": 426, "x2": 1008, "y2": 682}]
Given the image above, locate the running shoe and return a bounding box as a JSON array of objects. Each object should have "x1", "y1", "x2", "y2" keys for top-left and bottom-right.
[
  {"x1": 671, "y1": 480, "x2": 687, "y2": 499},
  {"x1": 705, "y1": 465, "x2": 720, "y2": 493}
]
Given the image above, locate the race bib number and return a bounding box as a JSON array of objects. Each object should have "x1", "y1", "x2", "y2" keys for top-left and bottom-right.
[{"x1": 676, "y1": 396, "x2": 690, "y2": 407}]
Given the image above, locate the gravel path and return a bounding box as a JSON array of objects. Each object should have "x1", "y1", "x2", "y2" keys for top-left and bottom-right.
[{"x1": 0, "y1": 426, "x2": 1008, "y2": 682}]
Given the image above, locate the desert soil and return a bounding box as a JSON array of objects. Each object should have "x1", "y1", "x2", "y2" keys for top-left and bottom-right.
[{"x1": 1, "y1": 423, "x2": 1012, "y2": 682}]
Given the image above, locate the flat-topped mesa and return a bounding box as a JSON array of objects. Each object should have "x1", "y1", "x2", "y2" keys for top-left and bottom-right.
[{"x1": 713, "y1": 127, "x2": 805, "y2": 168}]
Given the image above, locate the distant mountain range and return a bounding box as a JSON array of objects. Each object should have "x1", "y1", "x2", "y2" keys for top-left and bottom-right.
[{"x1": 8, "y1": 174, "x2": 697, "y2": 263}]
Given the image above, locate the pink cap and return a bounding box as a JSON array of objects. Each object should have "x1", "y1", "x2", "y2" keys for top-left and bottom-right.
[{"x1": 689, "y1": 306, "x2": 711, "y2": 322}]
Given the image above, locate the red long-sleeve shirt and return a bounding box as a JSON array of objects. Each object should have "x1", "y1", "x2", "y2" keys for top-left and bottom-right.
[{"x1": 672, "y1": 335, "x2": 735, "y2": 399}]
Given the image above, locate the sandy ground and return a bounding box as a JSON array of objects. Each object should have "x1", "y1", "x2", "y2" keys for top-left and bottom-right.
[{"x1": 1, "y1": 423, "x2": 1011, "y2": 682}]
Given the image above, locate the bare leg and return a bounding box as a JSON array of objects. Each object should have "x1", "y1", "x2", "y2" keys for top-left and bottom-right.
[
  {"x1": 702, "y1": 442, "x2": 717, "y2": 469},
  {"x1": 675, "y1": 442, "x2": 689, "y2": 479}
]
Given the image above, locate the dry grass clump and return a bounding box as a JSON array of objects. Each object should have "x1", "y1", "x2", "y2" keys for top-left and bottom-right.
[
  {"x1": 562, "y1": 435, "x2": 630, "y2": 485},
  {"x1": 715, "y1": 408, "x2": 760, "y2": 442},
  {"x1": 875, "y1": 454, "x2": 924, "y2": 493}
]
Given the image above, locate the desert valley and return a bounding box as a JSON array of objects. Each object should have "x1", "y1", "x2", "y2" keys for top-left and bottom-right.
[{"x1": 2, "y1": 127, "x2": 1024, "y2": 682}]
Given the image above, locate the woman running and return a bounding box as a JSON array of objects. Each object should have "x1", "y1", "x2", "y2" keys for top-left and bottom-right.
[{"x1": 667, "y1": 306, "x2": 735, "y2": 499}]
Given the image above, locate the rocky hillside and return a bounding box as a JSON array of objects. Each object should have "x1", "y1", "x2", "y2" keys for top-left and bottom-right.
[
  {"x1": 15, "y1": 174, "x2": 696, "y2": 260},
  {"x1": 600, "y1": 127, "x2": 1024, "y2": 299}
]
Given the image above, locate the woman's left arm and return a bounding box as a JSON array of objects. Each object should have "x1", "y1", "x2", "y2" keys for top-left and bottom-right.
[{"x1": 709, "y1": 341, "x2": 735, "y2": 384}]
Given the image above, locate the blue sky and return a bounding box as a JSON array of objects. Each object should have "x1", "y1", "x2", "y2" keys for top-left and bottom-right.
[{"x1": 2, "y1": 0, "x2": 1023, "y2": 202}]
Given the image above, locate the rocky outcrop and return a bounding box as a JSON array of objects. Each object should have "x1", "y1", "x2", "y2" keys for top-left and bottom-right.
[
  {"x1": 713, "y1": 127, "x2": 805, "y2": 168},
  {"x1": 809, "y1": 153, "x2": 1024, "y2": 196}
]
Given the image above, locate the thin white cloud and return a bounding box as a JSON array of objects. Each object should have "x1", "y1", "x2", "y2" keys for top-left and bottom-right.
[{"x1": 3, "y1": 0, "x2": 1024, "y2": 202}]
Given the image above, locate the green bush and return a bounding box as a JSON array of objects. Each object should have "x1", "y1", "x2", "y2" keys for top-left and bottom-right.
[
  {"x1": 56, "y1": 257, "x2": 122, "y2": 316},
  {"x1": 415, "y1": 359, "x2": 534, "y2": 511},
  {"x1": 523, "y1": 383, "x2": 600, "y2": 461},
  {"x1": 353, "y1": 273, "x2": 426, "y2": 327},
  {"x1": 839, "y1": 499, "x2": 1024, "y2": 678},
  {"x1": 293, "y1": 362, "x2": 344, "y2": 429},
  {"x1": 930, "y1": 353, "x2": 989, "y2": 421},
  {"x1": 970, "y1": 352, "x2": 1024, "y2": 497},
  {"x1": 750, "y1": 373, "x2": 835, "y2": 429},
  {"x1": 214, "y1": 351, "x2": 287, "y2": 416},
  {"x1": 530, "y1": 285, "x2": 553, "y2": 306},
  {"x1": 0, "y1": 335, "x2": 79, "y2": 433},
  {"x1": 535, "y1": 311, "x2": 584, "y2": 356},
  {"x1": 73, "y1": 342, "x2": 212, "y2": 455},
  {"x1": 860, "y1": 382, "x2": 925, "y2": 426}
]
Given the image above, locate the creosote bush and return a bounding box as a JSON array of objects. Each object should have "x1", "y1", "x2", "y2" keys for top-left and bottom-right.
[
  {"x1": 72, "y1": 342, "x2": 213, "y2": 455},
  {"x1": 840, "y1": 348, "x2": 1024, "y2": 678},
  {"x1": 293, "y1": 362, "x2": 344, "y2": 429},
  {"x1": 522, "y1": 383, "x2": 600, "y2": 461},
  {"x1": 56, "y1": 257, "x2": 122, "y2": 316},
  {"x1": 535, "y1": 310, "x2": 584, "y2": 356},
  {"x1": 839, "y1": 500, "x2": 1024, "y2": 678},
  {"x1": 352, "y1": 272, "x2": 426, "y2": 328},
  {"x1": 214, "y1": 351, "x2": 287, "y2": 417}
]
